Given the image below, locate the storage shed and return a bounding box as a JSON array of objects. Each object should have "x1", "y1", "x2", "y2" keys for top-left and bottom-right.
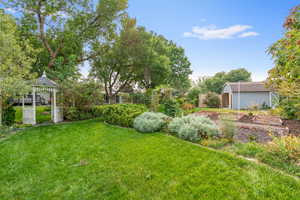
[{"x1": 221, "y1": 82, "x2": 276, "y2": 109}]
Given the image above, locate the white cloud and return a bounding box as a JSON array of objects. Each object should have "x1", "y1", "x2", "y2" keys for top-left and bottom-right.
[
  {"x1": 184, "y1": 24, "x2": 259, "y2": 40},
  {"x1": 238, "y1": 31, "x2": 259, "y2": 38},
  {"x1": 200, "y1": 18, "x2": 207, "y2": 22}
]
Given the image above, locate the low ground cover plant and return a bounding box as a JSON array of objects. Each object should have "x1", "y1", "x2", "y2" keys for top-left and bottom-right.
[
  {"x1": 134, "y1": 112, "x2": 169, "y2": 133},
  {"x1": 168, "y1": 115, "x2": 219, "y2": 142},
  {"x1": 200, "y1": 138, "x2": 232, "y2": 149}
]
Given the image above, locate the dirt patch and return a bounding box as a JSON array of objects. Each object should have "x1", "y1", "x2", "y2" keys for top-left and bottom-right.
[
  {"x1": 238, "y1": 114, "x2": 255, "y2": 123},
  {"x1": 283, "y1": 120, "x2": 300, "y2": 136}
]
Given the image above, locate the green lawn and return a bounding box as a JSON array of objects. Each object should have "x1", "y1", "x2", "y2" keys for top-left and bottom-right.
[
  {"x1": 15, "y1": 106, "x2": 51, "y2": 124},
  {"x1": 0, "y1": 120, "x2": 299, "y2": 199}
]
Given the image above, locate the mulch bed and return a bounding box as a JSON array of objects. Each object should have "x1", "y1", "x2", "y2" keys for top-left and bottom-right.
[
  {"x1": 238, "y1": 114, "x2": 283, "y2": 126},
  {"x1": 283, "y1": 120, "x2": 300, "y2": 136},
  {"x1": 235, "y1": 123, "x2": 289, "y2": 143},
  {"x1": 194, "y1": 110, "x2": 297, "y2": 143}
]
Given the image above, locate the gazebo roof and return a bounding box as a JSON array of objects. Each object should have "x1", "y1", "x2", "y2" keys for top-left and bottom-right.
[{"x1": 33, "y1": 71, "x2": 58, "y2": 88}]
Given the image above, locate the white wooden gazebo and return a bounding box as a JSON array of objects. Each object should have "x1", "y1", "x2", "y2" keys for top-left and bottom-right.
[{"x1": 22, "y1": 72, "x2": 63, "y2": 125}]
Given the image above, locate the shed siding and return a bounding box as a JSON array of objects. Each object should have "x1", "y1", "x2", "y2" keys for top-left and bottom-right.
[{"x1": 232, "y1": 92, "x2": 270, "y2": 109}]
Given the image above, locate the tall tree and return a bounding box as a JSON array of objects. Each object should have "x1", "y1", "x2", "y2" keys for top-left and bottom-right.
[
  {"x1": 225, "y1": 68, "x2": 251, "y2": 82},
  {"x1": 197, "y1": 68, "x2": 252, "y2": 94},
  {"x1": 0, "y1": 10, "x2": 35, "y2": 125},
  {"x1": 267, "y1": 5, "x2": 300, "y2": 119},
  {"x1": 2, "y1": 0, "x2": 127, "y2": 79},
  {"x1": 166, "y1": 41, "x2": 192, "y2": 92},
  {"x1": 135, "y1": 30, "x2": 170, "y2": 89},
  {"x1": 90, "y1": 17, "x2": 144, "y2": 103}
]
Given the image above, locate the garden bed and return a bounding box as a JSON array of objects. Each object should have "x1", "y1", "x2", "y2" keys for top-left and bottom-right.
[
  {"x1": 194, "y1": 110, "x2": 294, "y2": 142},
  {"x1": 283, "y1": 119, "x2": 300, "y2": 136}
]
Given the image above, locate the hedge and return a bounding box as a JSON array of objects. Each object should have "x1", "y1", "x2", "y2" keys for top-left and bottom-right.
[{"x1": 64, "y1": 104, "x2": 148, "y2": 128}]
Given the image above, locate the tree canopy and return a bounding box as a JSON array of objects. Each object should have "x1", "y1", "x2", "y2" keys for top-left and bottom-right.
[
  {"x1": 0, "y1": 10, "x2": 35, "y2": 125},
  {"x1": 267, "y1": 5, "x2": 300, "y2": 119},
  {"x1": 197, "y1": 68, "x2": 251, "y2": 94},
  {"x1": 3, "y1": 0, "x2": 128, "y2": 80},
  {"x1": 90, "y1": 17, "x2": 192, "y2": 102}
]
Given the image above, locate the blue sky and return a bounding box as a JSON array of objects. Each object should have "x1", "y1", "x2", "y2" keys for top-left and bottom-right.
[
  {"x1": 126, "y1": 0, "x2": 299, "y2": 81},
  {"x1": 3, "y1": 0, "x2": 298, "y2": 81}
]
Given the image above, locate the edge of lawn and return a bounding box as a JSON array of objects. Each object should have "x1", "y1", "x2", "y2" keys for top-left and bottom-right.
[{"x1": 1, "y1": 119, "x2": 299, "y2": 182}]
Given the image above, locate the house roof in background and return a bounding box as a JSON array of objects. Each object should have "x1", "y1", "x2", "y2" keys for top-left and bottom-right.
[{"x1": 225, "y1": 82, "x2": 271, "y2": 92}]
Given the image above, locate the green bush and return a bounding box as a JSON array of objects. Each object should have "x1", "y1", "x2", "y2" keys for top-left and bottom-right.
[
  {"x1": 161, "y1": 99, "x2": 181, "y2": 117},
  {"x1": 220, "y1": 119, "x2": 236, "y2": 142},
  {"x1": 133, "y1": 112, "x2": 169, "y2": 133},
  {"x1": 64, "y1": 107, "x2": 94, "y2": 121},
  {"x1": 278, "y1": 98, "x2": 299, "y2": 120},
  {"x1": 2, "y1": 105, "x2": 16, "y2": 126},
  {"x1": 178, "y1": 124, "x2": 199, "y2": 142},
  {"x1": 94, "y1": 104, "x2": 148, "y2": 127},
  {"x1": 203, "y1": 92, "x2": 220, "y2": 108},
  {"x1": 168, "y1": 115, "x2": 219, "y2": 142}
]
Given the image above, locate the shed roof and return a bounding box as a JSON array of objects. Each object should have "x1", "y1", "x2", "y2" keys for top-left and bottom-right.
[{"x1": 225, "y1": 82, "x2": 271, "y2": 92}]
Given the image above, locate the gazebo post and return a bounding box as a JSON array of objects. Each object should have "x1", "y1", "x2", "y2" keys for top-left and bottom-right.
[
  {"x1": 53, "y1": 89, "x2": 57, "y2": 123},
  {"x1": 32, "y1": 87, "x2": 36, "y2": 125}
]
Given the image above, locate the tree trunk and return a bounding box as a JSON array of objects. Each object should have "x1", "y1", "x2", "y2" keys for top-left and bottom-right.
[{"x1": 108, "y1": 95, "x2": 116, "y2": 104}]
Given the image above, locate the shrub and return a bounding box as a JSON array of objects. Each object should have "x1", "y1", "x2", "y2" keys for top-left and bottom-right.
[
  {"x1": 220, "y1": 118, "x2": 236, "y2": 142},
  {"x1": 133, "y1": 112, "x2": 169, "y2": 133},
  {"x1": 255, "y1": 136, "x2": 300, "y2": 176},
  {"x1": 203, "y1": 92, "x2": 220, "y2": 108},
  {"x1": 161, "y1": 99, "x2": 180, "y2": 117},
  {"x1": 2, "y1": 105, "x2": 16, "y2": 126},
  {"x1": 178, "y1": 124, "x2": 199, "y2": 142},
  {"x1": 259, "y1": 135, "x2": 300, "y2": 163},
  {"x1": 93, "y1": 104, "x2": 148, "y2": 127},
  {"x1": 262, "y1": 102, "x2": 271, "y2": 110},
  {"x1": 168, "y1": 115, "x2": 219, "y2": 142},
  {"x1": 278, "y1": 98, "x2": 299, "y2": 120},
  {"x1": 187, "y1": 87, "x2": 202, "y2": 106},
  {"x1": 181, "y1": 103, "x2": 195, "y2": 110},
  {"x1": 64, "y1": 107, "x2": 94, "y2": 121}
]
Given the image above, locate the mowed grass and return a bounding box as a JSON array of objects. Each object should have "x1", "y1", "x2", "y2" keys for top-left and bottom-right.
[
  {"x1": 0, "y1": 120, "x2": 299, "y2": 200},
  {"x1": 15, "y1": 106, "x2": 51, "y2": 124}
]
